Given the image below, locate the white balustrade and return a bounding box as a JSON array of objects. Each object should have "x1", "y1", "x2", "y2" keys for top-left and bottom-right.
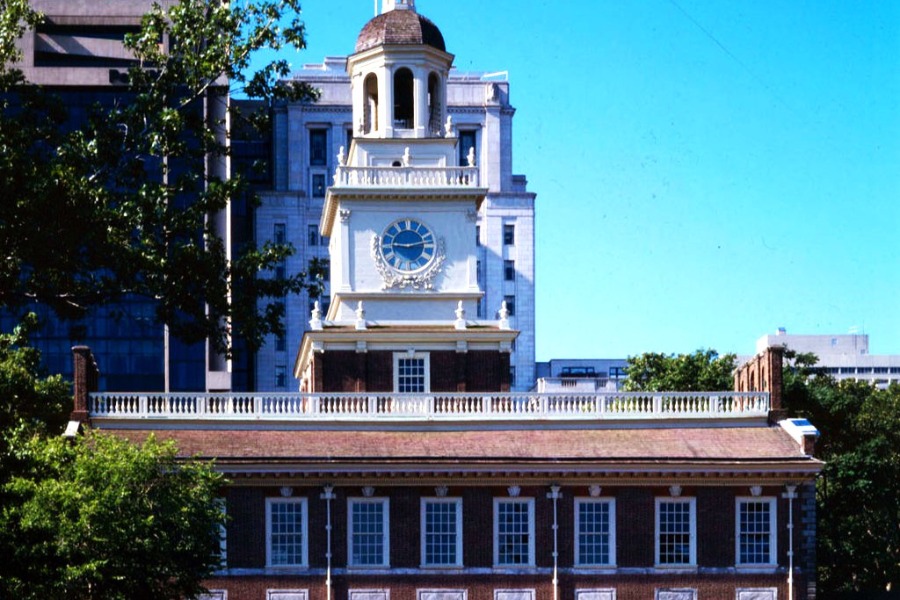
[
  {"x1": 332, "y1": 166, "x2": 480, "y2": 189},
  {"x1": 87, "y1": 391, "x2": 770, "y2": 422}
]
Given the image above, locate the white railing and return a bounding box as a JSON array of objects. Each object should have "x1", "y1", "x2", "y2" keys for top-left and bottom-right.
[
  {"x1": 332, "y1": 165, "x2": 480, "y2": 188},
  {"x1": 88, "y1": 391, "x2": 769, "y2": 421}
]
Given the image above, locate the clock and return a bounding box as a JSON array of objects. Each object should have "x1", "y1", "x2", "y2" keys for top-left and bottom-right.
[{"x1": 380, "y1": 218, "x2": 437, "y2": 272}]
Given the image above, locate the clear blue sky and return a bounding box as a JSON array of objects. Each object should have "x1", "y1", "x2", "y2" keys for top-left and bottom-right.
[{"x1": 253, "y1": 0, "x2": 900, "y2": 360}]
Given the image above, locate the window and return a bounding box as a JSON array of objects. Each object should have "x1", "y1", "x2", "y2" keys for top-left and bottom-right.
[
  {"x1": 736, "y1": 498, "x2": 776, "y2": 566},
  {"x1": 349, "y1": 498, "x2": 389, "y2": 567},
  {"x1": 494, "y1": 498, "x2": 534, "y2": 566},
  {"x1": 421, "y1": 498, "x2": 463, "y2": 567},
  {"x1": 266, "y1": 497, "x2": 307, "y2": 567},
  {"x1": 655, "y1": 498, "x2": 696, "y2": 566},
  {"x1": 312, "y1": 173, "x2": 326, "y2": 197},
  {"x1": 275, "y1": 365, "x2": 287, "y2": 388},
  {"x1": 394, "y1": 352, "x2": 429, "y2": 393},
  {"x1": 308, "y1": 224, "x2": 320, "y2": 247},
  {"x1": 459, "y1": 130, "x2": 476, "y2": 166},
  {"x1": 476, "y1": 260, "x2": 483, "y2": 283},
  {"x1": 475, "y1": 225, "x2": 481, "y2": 246},
  {"x1": 393, "y1": 68, "x2": 414, "y2": 129},
  {"x1": 503, "y1": 295, "x2": 516, "y2": 317},
  {"x1": 309, "y1": 129, "x2": 327, "y2": 166},
  {"x1": 504, "y1": 260, "x2": 515, "y2": 281},
  {"x1": 503, "y1": 224, "x2": 515, "y2": 245},
  {"x1": 275, "y1": 260, "x2": 286, "y2": 281},
  {"x1": 609, "y1": 366, "x2": 627, "y2": 379},
  {"x1": 576, "y1": 498, "x2": 616, "y2": 566},
  {"x1": 215, "y1": 498, "x2": 227, "y2": 568},
  {"x1": 274, "y1": 222, "x2": 286, "y2": 245},
  {"x1": 276, "y1": 334, "x2": 286, "y2": 352},
  {"x1": 509, "y1": 366, "x2": 516, "y2": 387}
]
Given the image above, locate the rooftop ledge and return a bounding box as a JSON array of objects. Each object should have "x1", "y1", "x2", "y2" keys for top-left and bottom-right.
[{"x1": 87, "y1": 391, "x2": 770, "y2": 423}]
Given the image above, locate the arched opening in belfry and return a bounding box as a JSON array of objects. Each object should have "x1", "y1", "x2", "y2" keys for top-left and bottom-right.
[
  {"x1": 393, "y1": 67, "x2": 414, "y2": 129},
  {"x1": 364, "y1": 73, "x2": 379, "y2": 134},
  {"x1": 427, "y1": 72, "x2": 442, "y2": 135}
]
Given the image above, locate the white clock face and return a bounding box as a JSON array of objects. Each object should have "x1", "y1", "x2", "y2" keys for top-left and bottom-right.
[{"x1": 380, "y1": 219, "x2": 436, "y2": 272}]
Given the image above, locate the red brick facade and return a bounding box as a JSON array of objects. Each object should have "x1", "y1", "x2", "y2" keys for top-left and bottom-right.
[
  {"x1": 206, "y1": 483, "x2": 810, "y2": 599},
  {"x1": 312, "y1": 350, "x2": 510, "y2": 393}
]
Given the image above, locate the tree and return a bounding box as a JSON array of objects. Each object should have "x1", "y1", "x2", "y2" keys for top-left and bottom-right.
[
  {"x1": 0, "y1": 431, "x2": 224, "y2": 600},
  {"x1": 781, "y1": 350, "x2": 900, "y2": 594},
  {"x1": 0, "y1": 319, "x2": 225, "y2": 600},
  {"x1": 622, "y1": 348, "x2": 736, "y2": 392},
  {"x1": 0, "y1": 0, "x2": 324, "y2": 353}
]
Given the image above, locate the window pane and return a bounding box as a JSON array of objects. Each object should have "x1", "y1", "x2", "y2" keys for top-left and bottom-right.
[
  {"x1": 424, "y1": 500, "x2": 459, "y2": 565},
  {"x1": 658, "y1": 501, "x2": 692, "y2": 565},
  {"x1": 397, "y1": 357, "x2": 426, "y2": 393},
  {"x1": 351, "y1": 501, "x2": 385, "y2": 566},
  {"x1": 739, "y1": 500, "x2": 772, "y2": 564},
  {"x1": 497, "y1": 501, "x2": 530, "y2": 565},
  {"x1": 503, "y1": 224, "x2": 515, "y2": 245},
  {"x1": 269, "y1": 500, "x2": 304, "y2": 566},
  {"x1": 309, "y1": 129, "x2": 327, "y2": 166},
  {"x1": 577, "y1": 500, "x2": 611, "y2": 565}
]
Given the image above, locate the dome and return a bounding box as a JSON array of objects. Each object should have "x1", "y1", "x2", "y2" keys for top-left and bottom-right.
[{"x1": 354, "y1": 9, "x2": 446, "y2": 54}]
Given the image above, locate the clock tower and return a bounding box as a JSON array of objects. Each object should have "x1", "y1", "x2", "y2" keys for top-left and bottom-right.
[{"x1": 294, "y1": 1, "x2": 517, "y2": 393}]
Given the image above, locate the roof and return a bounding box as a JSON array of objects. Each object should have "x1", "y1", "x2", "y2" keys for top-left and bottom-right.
[
  {"x1": 99, "y1": 425, "x2": 821, "y2": 479},
  {"x1": 355, "y1": 9, "x2": 446, "y2": 54}
]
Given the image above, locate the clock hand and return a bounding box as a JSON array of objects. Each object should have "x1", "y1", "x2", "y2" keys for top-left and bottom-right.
[{"x1": 393, "y1": 241, "x2": 426, "y2": 247}]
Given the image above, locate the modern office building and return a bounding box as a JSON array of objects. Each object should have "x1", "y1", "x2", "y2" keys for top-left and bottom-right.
[
  {"x1": 69, "y1": 3, "x2": 823, "y2": 599},
  {"x1": 254, "y1": 4, "x2": 536, "y2": 392},
  {"x1": 2, "y1": 0, "x2": 242, "y2": 392},
  {"x1": 751, "y1": 328, "x2": 900, "y2": 388},
  {"x1": 535, "y1": 359, "x2": 629, "y2": 392}
]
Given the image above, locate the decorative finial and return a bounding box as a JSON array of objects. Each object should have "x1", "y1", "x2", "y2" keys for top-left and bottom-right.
[
  {"x1": 498, "y1": 301, "x2": 510, "y2": 330},
  {"x1": 454, "y1": 301, "x2": 466, "y2": 330},
  {"x1": 355, "y1": 301, "x2": 367, "y2": 330},
  {"x1": 309, "y1": 300, "x2": 323, "y2": 330}
]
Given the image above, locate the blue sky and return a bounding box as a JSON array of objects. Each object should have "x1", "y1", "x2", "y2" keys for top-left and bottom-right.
[{"x1": 254, "y1": 0, "x2": 900, "y2": 360}]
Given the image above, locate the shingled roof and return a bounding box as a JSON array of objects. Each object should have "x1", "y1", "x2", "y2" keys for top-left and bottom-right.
[{"x1": 355, "y1": 9, "x2": 446, "y2": 54}]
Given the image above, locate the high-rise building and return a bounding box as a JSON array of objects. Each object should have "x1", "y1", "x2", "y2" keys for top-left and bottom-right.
[
  {"x1": 255, "y1": 14, "x2": 536, "y2": 391},
  {"x1": 3, "y1": 0, "x2": 236, "y2": 392},
  {"x1": 751, "y1": 328, "x2": 900, "y2": 388}
]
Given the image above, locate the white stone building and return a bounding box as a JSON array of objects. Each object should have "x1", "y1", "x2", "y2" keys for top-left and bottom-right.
[
  {"x1": 753, "y1": 328, "x2": 900, "y2": 388},
  {"x1": 255, "y1": 5, "x2": 536, "y2": 391}
]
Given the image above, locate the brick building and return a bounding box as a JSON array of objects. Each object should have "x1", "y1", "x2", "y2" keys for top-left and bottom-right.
[{"x1": 68, "y1": 1, "x2": 822, "y2": 599}]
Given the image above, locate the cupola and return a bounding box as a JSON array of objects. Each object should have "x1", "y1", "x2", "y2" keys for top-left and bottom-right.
[{"x1": 348, "y1": 0, "x2": 454, "y2": 139}]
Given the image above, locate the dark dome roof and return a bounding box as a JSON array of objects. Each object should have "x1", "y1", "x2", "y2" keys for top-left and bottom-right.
[{"x1": 355, "y1": 10, "x2": 446, "y2": 54}]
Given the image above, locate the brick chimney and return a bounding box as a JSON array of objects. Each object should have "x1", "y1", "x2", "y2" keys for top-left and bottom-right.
[
  {"x1": 734, "y1": 345, "x2": 784, "y2": 416},
  {"x1": 70, "y1": 345, "x2": 98, "y2": 424}
]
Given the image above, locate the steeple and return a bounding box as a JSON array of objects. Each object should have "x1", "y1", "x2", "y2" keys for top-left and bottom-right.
[{"x1": 382, "y1": 0, "x2": 415, "y2": 13}]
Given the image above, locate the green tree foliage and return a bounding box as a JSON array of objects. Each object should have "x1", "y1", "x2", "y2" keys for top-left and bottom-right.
[
  {"x1": 0, "y1": 0, "x2": 324, "y2": 353},
  {"x1": 0, "y1": 321, "x2": 225, "y2": 599},
  {"x1": 0, "y1": 431, "x2": 224, "y2": 600},
  {"x1": 781, "y1": 350, "x2": 900, "y2": 594},
  {"x1": 622, "y1": 348, "x2": 737, "y2": 391}
]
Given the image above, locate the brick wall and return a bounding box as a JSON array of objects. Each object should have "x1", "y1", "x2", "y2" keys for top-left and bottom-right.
[{"x1": 315, "y1": 350, "x2": 510, "y2": 392}]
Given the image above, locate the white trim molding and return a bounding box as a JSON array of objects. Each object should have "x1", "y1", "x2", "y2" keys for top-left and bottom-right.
[
  {"x1": 574, "y1": 497, "x2": 617, "y2": 567},
  {"x1": 493, "y1": 497, "x2": 535, "y2": 567},
  {"x1": 735, "y1": 497, "x2": 778, "y2": 568},
  {"x1": 420, "y1": 497, "x2": 463, "y2": 567}
]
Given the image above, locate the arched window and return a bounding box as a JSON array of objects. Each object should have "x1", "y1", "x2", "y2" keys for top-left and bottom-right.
[
  {"x1": 428, "y1": 72, "x2": 442, "y2": 135},
  {"x1": 393, "y1": 68, "x2": 414, "y2": 129},
  {"x1": 364, "y1": 73, "x2": 379, "y2": 134}
]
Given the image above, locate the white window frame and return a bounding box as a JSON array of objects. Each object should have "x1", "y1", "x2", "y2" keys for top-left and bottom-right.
[
  {"x1": 348, "y1": 497, "x2": 390, "y2": 568},
  {"x1": 735, "y1": 497, "x2": 777, "y2": 567},
  {"x1": 654, "y1": 497, "x2": 696, "y2": 568},
  {"x1": 574, "y1": 497, "x2": 616, "y2": 567},
  {"x1": 420, "y1": 497, "x2": 463, "y2": 567},
  {"x1": 493, "y1": 497, "x2": 535, "y2": 567},
  {"x1": 215, "y1": 497, "x2": 227, "y2": 569},
  {"x1": 266, "y1": 497, "x2": 308, "y2": 568},
  {"x1": 393, "y1": 352, "x2": 431, "y2": 393}
]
